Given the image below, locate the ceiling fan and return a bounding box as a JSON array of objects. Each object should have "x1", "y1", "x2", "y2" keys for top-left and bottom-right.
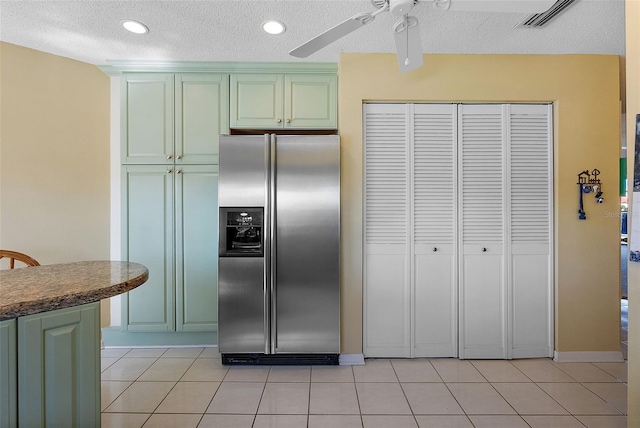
[{"x1": 289, "y1": 0, "x2": 557, "y2": 72}]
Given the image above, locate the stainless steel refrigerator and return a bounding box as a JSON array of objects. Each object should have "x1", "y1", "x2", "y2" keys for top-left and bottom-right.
[{"x1": 218, "y1": 134, "x2": 340, "y2": 364}]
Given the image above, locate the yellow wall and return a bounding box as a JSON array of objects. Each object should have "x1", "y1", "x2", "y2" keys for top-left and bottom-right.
[
  {"x1": 338, "y1": 53, "x2": 621, "y2": 354},
  {"x1": 0, "y1": 42, "x2": 623, "y2": 355},
  {"x1": 0, "y1": 42, "x2": 111, "y2": 324},
  {"x1": 626, "y1": 1, "x2": 640, "y2": 425}
]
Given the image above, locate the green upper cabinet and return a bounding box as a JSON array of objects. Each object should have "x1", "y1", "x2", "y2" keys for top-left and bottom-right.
[
  {"x1": 230, "y1": 73, "x2": 337, "y2": 129},
  {"x1": 122, "y1": 74, "x2": 174, "y2": 164},
  {"x1": 230, "y1": 74, "x2": 283, "y2": 129},
  {"x1": 176, "y1": 74, "x2": 229, "y2": 164},
  {"x1": 285, "y1": 74, "x2": 337, "y2": 129},
  {"x1": 122, "y1": 73, "x2": 229, "y2": 164}
]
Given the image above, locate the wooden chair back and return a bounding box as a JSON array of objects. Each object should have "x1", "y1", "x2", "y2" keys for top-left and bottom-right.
[{"x1": 0, "y1": 250, "x2": 41, "y2": 269}]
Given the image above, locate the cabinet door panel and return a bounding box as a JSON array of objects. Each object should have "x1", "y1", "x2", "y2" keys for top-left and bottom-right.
[
  {"x1": 0, "y1": 319, "x2": 16, "y2": 428},
  {"x1": 18, "y1": 303, "x2": 99, "y2": 427},
  {"x1": 122, "y1": 165, "x2": 175, "y2": 331},
  {"x1": 412, "y1": 103, "x2": 457, "y2": 357},
  {"x1": 509, "y1": 104, "x2": 553, "y2": 358},
  {"x1": 363, "y1": 103, "x2": 409, "y2": 357},
  {"x1": 122, "y1": 74, "x2": 174, "y2": 164},
  {"x1": 230, "y1": 74, "x2": 283, "y2": 128},
  {"x1": 365, "y1": 248, "x2": 410, "y2": 357},
  {"x1": 512, "y1": 248, "x2": 551, "y2": 357},
  {"x1": 285, "y1": 74, "x2": 337, "y2": 129},
  {"x1": 414, "y1": 246, "x2": 456, "y2": 357},
  {"x1": 176, "y1": 165, "x2": 219, "y2": 332},
  {"x1": 458, "y1": 104, "x2": 506, "y2": 359},
  {"x1": 460, "y1": 247, "x2": 505, "y2": 358},
  {"x1": 176, "y1": 74, "x2": 229, "y2": 164}
]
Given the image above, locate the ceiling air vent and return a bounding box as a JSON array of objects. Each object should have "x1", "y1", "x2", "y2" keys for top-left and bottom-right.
[{"x1": 517, "y1": 0, "x2": 579, "y2": 28}]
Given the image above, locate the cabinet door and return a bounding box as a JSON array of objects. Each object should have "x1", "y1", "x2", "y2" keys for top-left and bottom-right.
[
  {"x1": 230, "y1": 74, "x2": 284, "y2": 128},
  {"x1": 0, "y1": 319, "x2": 16, "y2": 428},
  {"x1": 509, "y1": 104, "x2": 553, "y2": 358},
  {"x1": 363, "y1": 104, "x2": 411, "y2": 358},
  {"x1": 18, "y1": 303, "x2": 100, "y2": 427},
  {"x1": 175, "y1": 165, "x2": 219, "y2": 332},
  {"x1": 176, "y1": 74, "x2": 229, "y2": 164},
  {"x1": 412, "y1": 104, "x2": 457, "y2": 358},
  {"x1": 284, "y1": 74, "x2": 337, "y2": 129},
  {"x1": 122, "y1": 74, "x2": 174, "y2": 164},
  {"x1": 122, "y1": 165, "x2": 175, "y2": 331},
  {"x1": 458, "y1": 104, "x2": 506, "y2": 359}
]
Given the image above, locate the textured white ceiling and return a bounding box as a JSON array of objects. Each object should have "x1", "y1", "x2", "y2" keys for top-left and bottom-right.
[{"x1": 0, "y1": 0, "x2": 625, "y2": 66}]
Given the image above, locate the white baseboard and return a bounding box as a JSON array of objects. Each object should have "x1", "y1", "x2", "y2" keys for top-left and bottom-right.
[
  {"x1": 339, "y1": 353, "x2": 365, "y2": 365},
  {"x1": 553, "y1": 350, "x2": 625, "y2": 363}
]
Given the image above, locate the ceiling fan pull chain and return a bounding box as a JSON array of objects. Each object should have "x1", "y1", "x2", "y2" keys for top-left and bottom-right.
[{"x1": 405, "y1": 15, "x2": 410, "y2": 66}]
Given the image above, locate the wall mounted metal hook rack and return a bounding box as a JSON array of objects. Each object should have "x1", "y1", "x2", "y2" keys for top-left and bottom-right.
[{"x1": 577, "y1": 169, "x2": 604, "y2": 220}]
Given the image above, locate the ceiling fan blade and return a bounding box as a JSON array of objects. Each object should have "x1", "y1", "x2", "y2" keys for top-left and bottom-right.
[
  {"x1": 394, "y1": 16, "x2": 424, "y2": 72},
  {"x1": 289, "y1": 12, "x2": 376, "y2": 58},
  {"x1": 444, "y1": 0, "x2": 557, "y2": 13}
]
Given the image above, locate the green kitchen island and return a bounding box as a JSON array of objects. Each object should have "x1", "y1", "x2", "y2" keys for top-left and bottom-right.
[{"x1": 0, "y1": 261, "x2": 148, "y2": 427}]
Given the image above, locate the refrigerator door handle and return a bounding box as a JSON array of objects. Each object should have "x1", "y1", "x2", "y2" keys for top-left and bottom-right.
[
  {"x1": 269, "y1": 134, "x2": 278, "y2": 353},
  {"x1": 263, "y1": 134, "x2": 271, "y2": 355}
]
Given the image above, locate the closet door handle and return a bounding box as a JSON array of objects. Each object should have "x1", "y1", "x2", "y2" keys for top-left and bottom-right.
[
  {"x1": 481, "y1": 247, "x2": 487, "y2": 252},
  {"x1": 432, "y1": 247, "x2": 438, "y2": 252}
]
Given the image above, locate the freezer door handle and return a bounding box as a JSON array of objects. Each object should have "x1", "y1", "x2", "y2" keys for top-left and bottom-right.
[
  {"x1": 263, "y1": 134, "x2": 272, "y2": 355},
  {"x1": 269, "y1": 134, "x2": 278, "y2": 353}
]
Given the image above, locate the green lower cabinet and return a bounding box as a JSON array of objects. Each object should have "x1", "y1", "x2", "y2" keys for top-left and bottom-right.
[
  {"x1": 0, "y1": 319, "x2": 17, "y2": 428},
  {"x1": 18, "y1": 303, "x2": 100, "y2": 427},
  {"x1": 176, "y1": 165, "x2": 219, "y2": 332},
  {"x1": 122, "y1": 164, "x2": 219, "y2": 334},
  {"x1": 122, "y1": 165, "x2": 175, "y2": 331}
]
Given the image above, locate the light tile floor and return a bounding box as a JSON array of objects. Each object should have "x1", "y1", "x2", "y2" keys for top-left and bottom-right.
[{"x1": 101, "y1": 348, "x2": 627, "y2": 428}]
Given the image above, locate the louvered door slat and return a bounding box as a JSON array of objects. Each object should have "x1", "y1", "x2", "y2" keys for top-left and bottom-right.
[
  {"x1": 413, "y1": 106, "x2": 456, "y2": 245},
  {"x1": 510, "y1": 107, "x2": 551, "y2": 245},
  {"x1": 460, "y1": 106, "x2": 503, "y2": 244},
  {"x1": 365, "y1": 108, "x2": 408, "y2": 245}
]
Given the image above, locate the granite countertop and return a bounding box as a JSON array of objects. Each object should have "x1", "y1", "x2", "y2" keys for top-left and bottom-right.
[{"x1": 0, "y1": 260, "x2": 148, "y2": 321}]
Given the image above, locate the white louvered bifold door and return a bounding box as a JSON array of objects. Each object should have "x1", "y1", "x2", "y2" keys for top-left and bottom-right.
[
  {"x1": 508, "y1": 104, "x2": 553, "y2": 358},
  {"x1": 364, "y1": 103, "x2": 552, "y2": 360},
  {"x1": 458, "y1": 104, "x2": 507, "y2": 359},
  {"x1": 364, "y1": 103, "x2": 411, "y2": 357},
  {"x1": 412, "y1": 104, "x2": 457, "y2": 357}
]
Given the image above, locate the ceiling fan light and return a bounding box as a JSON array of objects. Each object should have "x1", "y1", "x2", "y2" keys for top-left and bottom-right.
[
  {"x1": 121, "y1": 20, "x2": 149, "y2": 34},
  {"x1": 389, "y1": 0, "x2": 415, "y2": 16},
  {"x1": 263, "y1": 20, "x2": 286, "y2": 35}
]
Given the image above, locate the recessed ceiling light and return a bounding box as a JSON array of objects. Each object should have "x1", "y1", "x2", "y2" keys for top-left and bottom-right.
[
  {"x1": 121, "y1": 20, "x2": 149, "y2": 34},
  {"x1": 262, "y1": 20, "x2": 286, "y2": 35}
]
